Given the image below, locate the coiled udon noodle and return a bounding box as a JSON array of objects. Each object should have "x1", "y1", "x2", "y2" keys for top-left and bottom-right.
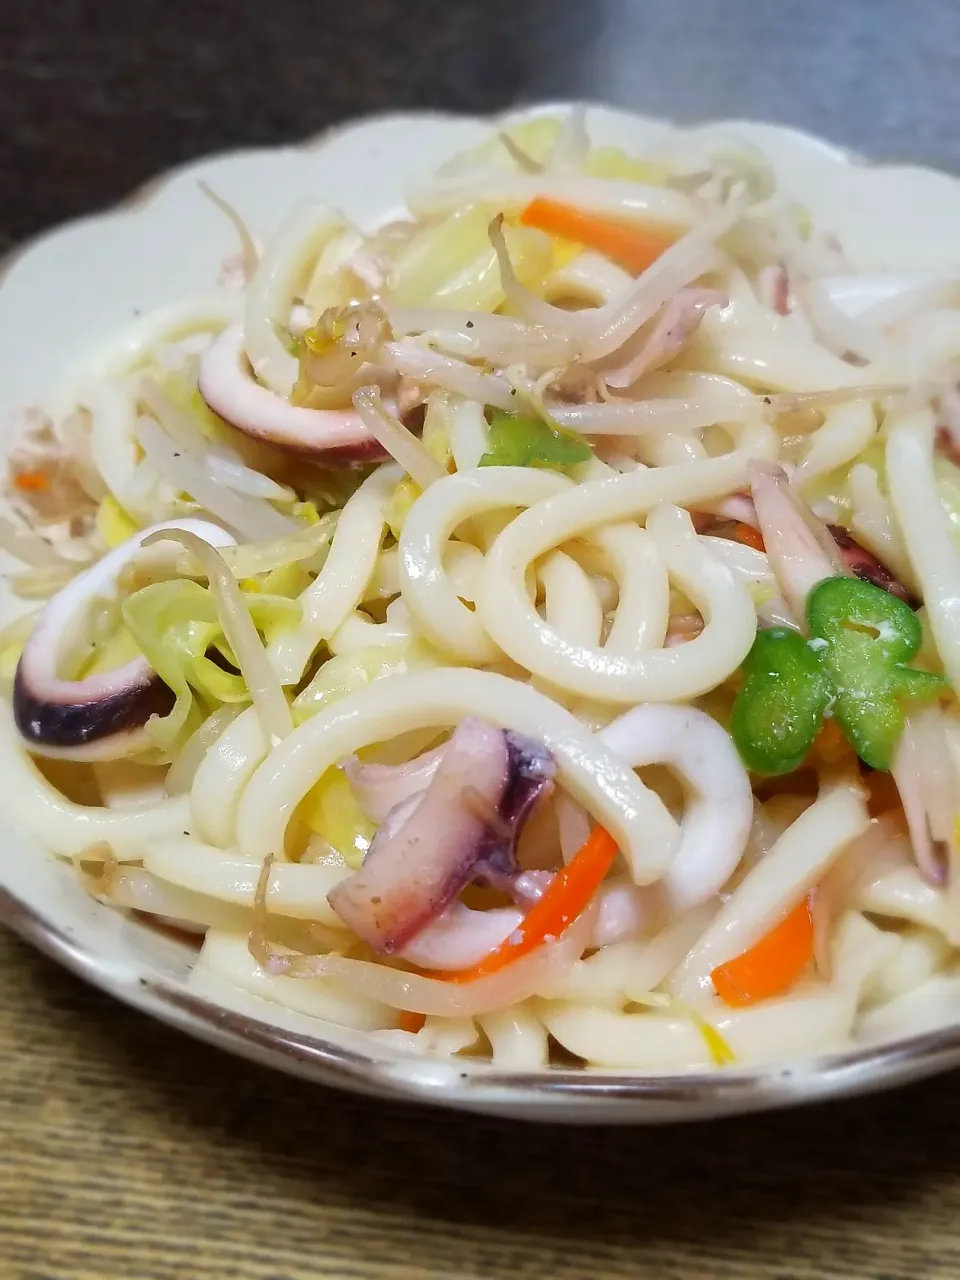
[{"x1": 6, "y1": 109, "x2": 960, "y2": 1073}]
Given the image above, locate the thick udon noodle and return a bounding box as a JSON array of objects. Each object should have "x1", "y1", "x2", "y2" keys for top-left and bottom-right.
[{"x1": 6, "y1": 111, "x2": 960, "y2": 1074}]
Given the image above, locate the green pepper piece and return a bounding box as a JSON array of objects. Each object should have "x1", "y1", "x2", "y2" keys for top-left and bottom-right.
[
  {"x1": 477, "y1": 411, "x2": 592, "y2": 469},
  {"x1": 731, "y1": 627, "x2": 833, "y2": 775},
  {"x1": 807, "y1": 576, "x2": 946, "y2": 771}
]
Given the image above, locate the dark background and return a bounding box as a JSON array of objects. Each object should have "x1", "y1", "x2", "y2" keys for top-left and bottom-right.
[
  {"x1": 4, "y1": 3, "x2": 960, "y2": 1277},
  {"x1": 3, "y1": 0, "x2": 960, "y2": 256}
]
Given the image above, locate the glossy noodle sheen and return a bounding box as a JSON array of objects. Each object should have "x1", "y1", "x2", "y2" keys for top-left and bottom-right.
[{"x1": 6, "y1": 108, "x2": 960, "y2": 1075}]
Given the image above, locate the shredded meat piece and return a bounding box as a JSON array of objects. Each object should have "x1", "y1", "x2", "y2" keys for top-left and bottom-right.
[
  {"x1": 759, "y1": 264, "x2": 791, "y2": 316},
  {"x1": 346, "y1": 242, "x2": 398, "y2": 293},
  {"x1": 689, "y1": 495, "x2": 757, "y2": 535},
  {"x1": 828, "y1": 525, "x2": 917, "y2": 606},
  {"x1": 665, "y1": 613, "x2": 705, "y2": 646},
  {"x1": 690, "y1": 510, "x2": 721, "y2": 535},
  {"x1": 218, "y1": 252, "x2": 250, "y2": 290},
  {"x1": 936, "y1": 424, "x2": 960, "y2": 468},
  {"x1": 602, "y1": 288, "x2": 728, "y2": 390},
  {"x1": 545, "y1": 362, "x2": 605, "y2": 405},
  {"x1": 7, "y1": 411, "x2": 99, "y2": 531},
  {"x1": 396, "y1": 377, "x2": 428, "y2": 416}
]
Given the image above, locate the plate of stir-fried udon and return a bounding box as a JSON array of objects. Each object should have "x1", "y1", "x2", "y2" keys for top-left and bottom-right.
[{"x1": 5, "y1": 103, "x2": 960, "y2": 1121}]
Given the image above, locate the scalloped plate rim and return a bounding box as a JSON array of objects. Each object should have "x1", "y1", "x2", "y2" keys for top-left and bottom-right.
[{"x1": 2, "y1": 101, "x2": 959, "y2": 1123}]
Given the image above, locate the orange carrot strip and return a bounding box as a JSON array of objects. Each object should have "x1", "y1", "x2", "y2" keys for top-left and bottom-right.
[
  {"x1": 813, "y1": 717, "x2": 849, "y2": 764},
  {"x1": 397, "y1": 1010, "x2": 427, "y2": 1034},
  {"x1": 442, "y1": 827, "x2": 619, "y2": 984},
  {"x1": 732, "y1": 522, "x2": 765, "y2": 552},
  {"x1": 519, "y1": 197, "x2": 674, "y2": 274},
  {"x1": 711, "y1": 894, "x2": 815, "y2": 1007},
  {"x1": 13, "y1": 470, "x2": 50, "y2": 493}
]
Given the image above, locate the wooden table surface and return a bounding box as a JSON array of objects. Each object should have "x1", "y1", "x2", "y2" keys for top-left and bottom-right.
[
  {"x1": 5, "y1": 2, "x2": 960, "y2": 1276},
  {"x1": 5, "y1": 923, "x2": 960, "y2": 1280}
]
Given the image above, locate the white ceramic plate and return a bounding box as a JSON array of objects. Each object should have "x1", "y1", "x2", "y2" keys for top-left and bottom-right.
[{"x1": 5, "y1": 103, "x2": 960, "y2": 1123}]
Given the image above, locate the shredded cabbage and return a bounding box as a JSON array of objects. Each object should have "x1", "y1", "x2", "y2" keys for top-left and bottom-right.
[
  {"x1": 791, "y1": 202, "x2": 814, "y2": 241},
  {"x1": 261, "y1": 562, "x2": 311, "y2": 599},
  {"x1": 915, "y1": 606, "x2": 944, "y2": 675},
  {"x1": 122, "y1": 576, "x2": 298, "y2": 751},
  {"x1": 293, "y1": 639, "x2": 439, "y2": 721},
  {"x1": 151, "y1": 528, "x2": 297, "y2": 746},
  {"x1": 0, "y1": 610, "x2": 35, "y2": 683},
  {"x1": 298, "y1": 767, "x2": 375, "y2": 869},
  {"x1": 174, "y1": 509, "x2": 336, "y2": 580},
  {"x1": 585, "y1": 146, "x2": 672, "y2": 186},
  {"x1": 749, "y1": 580, "x2": 776, "y2": 607},
  {"x1": 96, "y1": 494, "x2": 140, "y2": 548},
  {"x1": 122, "y1": 580, "x2": 217, "y2": 749},
  {"x1": 388, "y1": 204, "x2": 553, "y2": 312},
  {"x1": 156, "y1": 366, "x2": 295, "y2": 485},
  {"x1": 79, "y1": 623, "x2": 143, "y2": 677},
  {"x1": 164, "y1": 703, "x2": 246, "y2": 797},
  {"x1": 421, "y1": 392, "x2": 454, "y2": 470},
  {"x1": 796, "y1": 463, "x2": 854, "y2": 524},
  {"x1": 293, "y1": 500, "x2": 322, "y2": 525},
  {"x1": 156, "y1": 367, "x2": 234, "y2": 447},
  {"x1": 384, "y1": 478, "x2": 421, "y2": 540},
  {"x1": 934, "y1": 455, "x2": 960, "y2": 537},
  {"x1": 441, "y1": 117, "x2": 562, "y2": 175},
  {"x1": 303, "y1": 224, "x2": 365, "y2": 318},
  {"x1": 0, "y1": 642, "x2": 22, "y2": 681}
]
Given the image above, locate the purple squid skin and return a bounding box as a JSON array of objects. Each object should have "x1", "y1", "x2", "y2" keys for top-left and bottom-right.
[
  {"x1": 474, "y1": 731, "x2": 556, "y2": 890},
  {"x1": 828, "y1": 525, "x2": 917, "y2": 607},
  {"x1": 197, "y1": 379, "x2": 428, "y2": 468},
  {"x1": 244, "y1": 432, "x2": 389, "y2": 466},
  {"x1": 328, "y1": 723, "x2": 557, "y2": 952},
  {"x1": 13, "y1": 665, "x2": 174, "y2": 747}
]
